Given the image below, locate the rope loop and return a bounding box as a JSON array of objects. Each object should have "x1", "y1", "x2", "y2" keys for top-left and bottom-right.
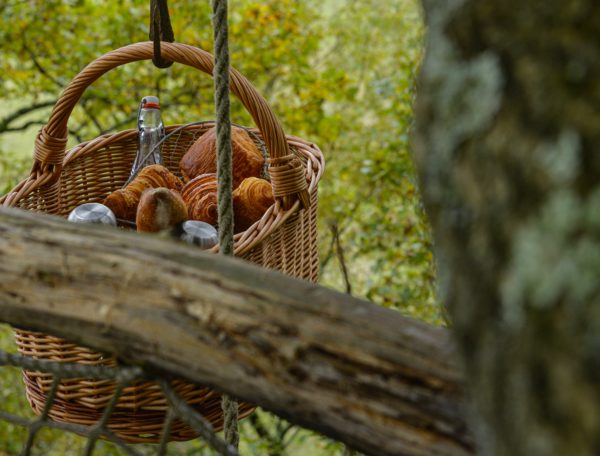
[{"x1": 149, "y1": 0, "x2": 175, "y2": 68}]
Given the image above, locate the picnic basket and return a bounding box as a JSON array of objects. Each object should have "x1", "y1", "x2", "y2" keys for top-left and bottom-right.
[{"x1": 0, "y1": 41, "x2": 324, "y2": 443}]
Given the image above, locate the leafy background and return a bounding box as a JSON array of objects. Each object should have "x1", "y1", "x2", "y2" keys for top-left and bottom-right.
[{"x1": 0, "y1": 0, "x2": 437, "y2": 454}]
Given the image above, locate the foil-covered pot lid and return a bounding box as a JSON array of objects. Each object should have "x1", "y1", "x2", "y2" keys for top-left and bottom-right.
[
  {"x1": 67, "y1": 203, "x2": 117, "y2": 226},
  {"x1": 179, "y1": 220, "x2": 218, "y2": 249}
]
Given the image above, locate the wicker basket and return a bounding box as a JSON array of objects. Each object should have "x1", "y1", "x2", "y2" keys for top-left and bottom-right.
[{"x1": 1, "y1": 41, "x2": 324, "y2": 443}]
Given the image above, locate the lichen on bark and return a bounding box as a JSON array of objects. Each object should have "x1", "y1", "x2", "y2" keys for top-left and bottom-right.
[
  {"x1": 417, "y1": 0, "x2": 504, "y2": 203},
  {"x1": 414, "y1": 0, "x2": 600, "y2": 455}
]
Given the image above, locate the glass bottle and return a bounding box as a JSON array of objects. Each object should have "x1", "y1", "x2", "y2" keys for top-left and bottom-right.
[{"x1": 130, "y1": 96, "x2": 165, "y2": 178}]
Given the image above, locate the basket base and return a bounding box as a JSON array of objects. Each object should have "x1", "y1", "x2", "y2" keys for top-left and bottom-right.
[
  {"x1": 17, "y1": 329, "x2": 255, "y2": 444},
  {"x1": 24, "y1": 370, "x2": 255, "y2": 443}
]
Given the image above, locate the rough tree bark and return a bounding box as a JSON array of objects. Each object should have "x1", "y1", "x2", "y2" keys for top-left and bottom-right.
[
  {"x1": 0, "y1": 207, "x2": 472, "y2": 456},
  {"x1": 414, "y1": 1, "x2": 600, "y2": 455}
]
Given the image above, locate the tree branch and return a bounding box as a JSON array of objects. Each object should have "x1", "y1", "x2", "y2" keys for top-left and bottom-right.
[
  {"x1": 320, "y1": 187, "x2": 374, "y2": 271},
  {"x1": 21, "y1": 36, "x2": 113, "y2": 137},
  {"x1": 330, "y1": 221, "x2": 352, "y2": 294},
  {"x1": 22, "y1": 38, "x2": 65, "y2": 88},
  {"x1": 0, "y1": 101, "x2": 55, "y2": 133},
  {"x1": 1, "y1": 120, "x2": 45, "y2": 133},
  {"x1": 0, "y1": 207, "x2": 472, "y2": 456}
]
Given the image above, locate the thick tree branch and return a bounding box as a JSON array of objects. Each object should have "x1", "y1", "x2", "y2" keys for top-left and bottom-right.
[{"x1": 0, "y1": 207, "x2": 471, "y2": 456}]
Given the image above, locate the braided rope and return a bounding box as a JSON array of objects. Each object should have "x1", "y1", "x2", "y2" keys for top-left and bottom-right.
[
  {"x1": 211, "y1": 0, "x2": 240, "y2": 448},
  {"x1": 0, "y1": 350, "x2": 143, "y2": 381},
  {"x1": 157, "y1": 379, "x2": 238, "y2": 456},
  {"x1": 212, "y1": 0, "x2": 234, "y2": 257},
  {"x1": 221, "y1": 395, "x2": 239, "y2": 447}
]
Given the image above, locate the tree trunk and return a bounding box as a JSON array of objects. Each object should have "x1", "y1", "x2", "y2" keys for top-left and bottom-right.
[
  {"x1": 0, "y1": 207, "x2": 472, "y2": 456},
  {"x1": 413, "y1": 1, "x2": 600, "y2": 455}
]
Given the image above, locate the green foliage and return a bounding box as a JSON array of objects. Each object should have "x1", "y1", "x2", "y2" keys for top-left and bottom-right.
[
  {"x1": 0, "y1": 148, "x2": 29, "y2": 194},
  {"x1": 314, "y1": 1, "x2": 440, "y2": 322},
  {"x1": 0, "y1": 325, "x2": 28, "y2": 456},
  {"x1": 0, "y1": 0, "x2": 438, "y2": 453}
]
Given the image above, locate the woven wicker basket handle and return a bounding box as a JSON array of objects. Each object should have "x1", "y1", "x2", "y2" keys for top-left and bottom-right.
[{"x1": 34, "y1": 41, "x2": 308, "y2": 209}]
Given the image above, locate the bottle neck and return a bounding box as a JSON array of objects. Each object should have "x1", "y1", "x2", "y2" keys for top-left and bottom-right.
[{"x1": 139, "y1": 108, "x2": 163, "y2": 128}]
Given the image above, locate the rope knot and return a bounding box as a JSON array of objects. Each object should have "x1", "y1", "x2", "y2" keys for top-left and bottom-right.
[
  {"x1": 269, "y1": 153, "x2": 309, "y2": 209},
  {"x1": 34, "y1": 126, "x2": 68, "y2": 166}
]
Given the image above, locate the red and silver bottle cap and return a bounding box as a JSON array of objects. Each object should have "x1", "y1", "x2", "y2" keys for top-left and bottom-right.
[{"x1": 141, "y1": 96, "x2": 160, "y2": 109}]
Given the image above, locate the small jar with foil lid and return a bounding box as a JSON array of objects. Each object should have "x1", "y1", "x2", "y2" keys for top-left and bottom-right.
[
  {"x1": 178, "y1": 221, "x2": 218, "y2": 249},
  {"x1": 68, "y1": 203, "x2": 117, "y2": 226}
]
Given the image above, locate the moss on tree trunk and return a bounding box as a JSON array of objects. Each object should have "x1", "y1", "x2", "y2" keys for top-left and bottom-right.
[{"x1": 413, "y1": 1, "x2": 600, "y2": 455}]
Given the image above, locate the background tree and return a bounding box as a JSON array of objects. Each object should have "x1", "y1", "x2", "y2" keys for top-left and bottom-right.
[{"x1": 413, "y1": 0, "x2": 600, "y2": 455}]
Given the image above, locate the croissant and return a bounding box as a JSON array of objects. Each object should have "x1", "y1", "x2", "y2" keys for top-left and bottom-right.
[
  {"x1": 180, "y1": 174, "x2": 219, "y2": 226},
  {"x1": 233, "y1": 177, "x2": 274, "y2": 233},
  {"x1": 179, "y1": 126, "x2": 264, "y2": 188},
  {"x1": 136, "y1": 188, "x2": 188, "y2": 233},
  {"x1": 103, "y1": 165, "x2": 183, "y2": 221}
]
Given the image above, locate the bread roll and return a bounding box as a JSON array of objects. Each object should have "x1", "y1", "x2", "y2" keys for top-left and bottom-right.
[
  {"x1": 136, "y1": 188, "x2": 188, "y2": 233},
  {"x1": 179, "y1": 126, "x2": 264, "y2": 188},
  {"x1": 103, "y1": 165, "x2": 183, "y2": 221},
  {"x1": 180, "y1": 174, "x2": 219, "y2": 226},
  {"x1": 233, "y1": 177, "x2": 274, "y2": 233}
]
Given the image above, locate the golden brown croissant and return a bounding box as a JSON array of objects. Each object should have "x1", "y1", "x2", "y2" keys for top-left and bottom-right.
[
  {"x1": 179, "y1": 126, "x2": 264, "y2": 188},
  {"x1": 180, "y1": 173, "x2": 219, "y2": 226},
  {"x1": 103, "y1": 165, "x2": 183, "y2": 221},
  {"x1": 233, "y1": 177, "x2": 274, "y2": 233},
  {"x1": 136, "y1": 188, "x2": 188, "y2": 233}
]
